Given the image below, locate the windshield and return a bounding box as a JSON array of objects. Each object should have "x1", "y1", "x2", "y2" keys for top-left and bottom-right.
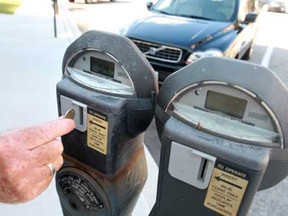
[{"x1": 152, "y1": 0, "x2": 238, "y2": 22}]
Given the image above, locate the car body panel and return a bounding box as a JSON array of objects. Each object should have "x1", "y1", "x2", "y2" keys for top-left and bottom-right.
[
  {"x1": 125, "y1": 0, "x2": 259, "y2": 82},
  {"x1": 127, "y1": 13, "x2": 234, "y2": 51}
]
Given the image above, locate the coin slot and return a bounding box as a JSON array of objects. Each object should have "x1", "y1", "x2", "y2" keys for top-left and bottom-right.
[
  {"x1": 198, "y1": 158, "x2": 208, "y2": 181},
  {"x1": 60, "y1": 95, "x2": 87, "y2": 132},
  {"x1": 169, "y1": 142, "x2": 216, "y2": 189},
  {"x1": 78, "y1": 106, "x2": 84, "y2": 126}
]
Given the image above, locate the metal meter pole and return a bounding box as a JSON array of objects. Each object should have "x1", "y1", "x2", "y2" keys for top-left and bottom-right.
[{"x1": 52, "y1": 0, "x2": 58, "y2": 38}]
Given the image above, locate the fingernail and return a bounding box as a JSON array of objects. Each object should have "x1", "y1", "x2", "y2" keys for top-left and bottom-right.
[{"x1": 63, "y1": 109, "x2": 75, "y2": 120}]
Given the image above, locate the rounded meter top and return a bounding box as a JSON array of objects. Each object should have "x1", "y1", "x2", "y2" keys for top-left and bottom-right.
[
  {"x1": 62, "y1": 30, "x2": 158, "y2": 98},
  {"x1": 156, "y1": 57, "x2": 288, "y2": 149}
]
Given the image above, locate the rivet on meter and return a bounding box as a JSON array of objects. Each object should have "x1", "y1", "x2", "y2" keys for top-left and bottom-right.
[{"x1": 195, "y1": 89, "x2": 201, "y2": 96}]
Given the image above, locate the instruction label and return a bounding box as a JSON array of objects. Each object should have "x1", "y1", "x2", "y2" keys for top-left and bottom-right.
[
  {"x1": 87, "y1": 109, "x2": 108, "y2": 155},
  {"x1": 204, "y1": 162, "x2": 249, "y2": 216}
]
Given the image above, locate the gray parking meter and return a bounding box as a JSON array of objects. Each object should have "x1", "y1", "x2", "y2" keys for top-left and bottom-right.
[
  {"x1": 150, "y1": 57, "x2": 288, "y2": 216},
  {"x1": 55, "y1": 30, "x2": 158, "y2": 216}
]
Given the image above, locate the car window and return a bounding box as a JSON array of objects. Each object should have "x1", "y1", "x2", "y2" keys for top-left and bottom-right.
[{"x1": 152, "y1": 0, "x2": 237, "y2": 22}]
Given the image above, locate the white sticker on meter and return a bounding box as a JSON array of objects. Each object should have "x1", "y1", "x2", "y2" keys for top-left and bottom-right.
[
  {"x1": 87, "y1": 108, "x2": 108, "y2": 155},
  {"x1": 204, "y1": 162, "x2": 249, "y2": 216}
]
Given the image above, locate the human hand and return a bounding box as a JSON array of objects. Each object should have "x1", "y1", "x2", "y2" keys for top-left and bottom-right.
[{"x1": 0, "y1": 118, "x2": 75, "y2": 203}]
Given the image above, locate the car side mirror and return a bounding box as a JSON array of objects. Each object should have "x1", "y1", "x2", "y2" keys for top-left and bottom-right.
[
  {"x1": 146, "y1": 1, "x2": 153, "y2": 10},
  {"x1": 244, "y1": 12, "x2": 258, "y2": 24}
]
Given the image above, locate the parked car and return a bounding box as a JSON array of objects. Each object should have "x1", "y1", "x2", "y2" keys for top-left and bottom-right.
[
  {"x1": 259, "y1": 0, "x2": 288, "y2": 13},
  {"x1": 124, "y1": 0, "x2": 259, "y2": 83}
]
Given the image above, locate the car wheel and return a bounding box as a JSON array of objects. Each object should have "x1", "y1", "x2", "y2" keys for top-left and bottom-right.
[{"x1": 242, "y1": 43, "x2": 254, "y2": 60}]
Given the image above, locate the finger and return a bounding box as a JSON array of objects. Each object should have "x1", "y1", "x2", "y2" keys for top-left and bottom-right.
[
  {"x1": 17, "y1": 118, "x2": 75, "y2": 150},
  {"x1": 42, "y1": 156, "x2": 64, "y2": 178},
  {"x1": 28, "y1": 139, "x2": 64, "y2": 166},
  {"x1": 30, "y1": 156, "x2": 64, "y2": 183}
]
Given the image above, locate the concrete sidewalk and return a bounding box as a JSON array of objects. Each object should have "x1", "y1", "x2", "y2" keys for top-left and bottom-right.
[
  {"x1": 0, "y1": 0, "x2": 157, "y2": 215},
  {"x1": 0, "y1": 0, "x2": 79, "y2": 215}
]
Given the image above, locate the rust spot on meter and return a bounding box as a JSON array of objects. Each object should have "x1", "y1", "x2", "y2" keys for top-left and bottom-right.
[
  {"x1": 63, "y1": 144, "x2": 147, "y2": 199},
  {"x1": 195, "y1": 122, "x2": 202, "y2": 130}
]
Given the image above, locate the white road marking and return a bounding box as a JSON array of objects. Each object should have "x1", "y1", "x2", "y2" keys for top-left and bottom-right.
[{"x1": 261, "y1": 46, "x2": 273, "y2": 68}]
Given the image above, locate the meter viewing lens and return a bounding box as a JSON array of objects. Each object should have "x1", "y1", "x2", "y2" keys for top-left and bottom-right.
[
  {"x1": 90, "y1": 56, "x2": 115, "y2": 78},
  {"x1": 205, "y1": 90, "x2": 247, "y2": 119}
]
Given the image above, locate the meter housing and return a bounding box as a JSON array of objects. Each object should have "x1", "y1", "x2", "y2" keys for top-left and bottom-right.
[
  {"x1": 151, "y1": 57, "x2": 288, "y2": 216},
  {"x1": 56, "y1": 30, "x2": 158, "y2": 216}
]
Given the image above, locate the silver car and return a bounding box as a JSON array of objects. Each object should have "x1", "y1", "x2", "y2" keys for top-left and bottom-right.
[{"x1": 259, "y1": 0, "x2": 288, "y2": 13}]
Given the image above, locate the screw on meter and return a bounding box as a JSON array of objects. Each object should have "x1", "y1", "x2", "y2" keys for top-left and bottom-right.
[
  {"x1": 150, "y1": 57, "x2": 288, "y2": 216},
  {"x1": 56, "y1": 30, "x2": 158, "y2": 216}
]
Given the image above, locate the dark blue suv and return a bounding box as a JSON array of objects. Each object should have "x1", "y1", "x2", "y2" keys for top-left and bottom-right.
[{"x1": 125, "y1": 0, "x2": 259, "y2": 82}]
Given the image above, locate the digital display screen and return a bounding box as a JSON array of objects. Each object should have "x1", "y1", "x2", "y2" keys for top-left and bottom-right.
[
  {"x1": 205, "y1": 90, "x2": 247, "y2": 119},
  {"x1": 90, "y1": 56, "x2": 115, "y2": 78}
]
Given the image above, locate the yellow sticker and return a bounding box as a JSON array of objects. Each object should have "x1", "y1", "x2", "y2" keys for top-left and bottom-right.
[
  {"x1": 204, "y1": 164, "x2": 248, "y2": 216},
  {"x1": 87, "y1": 110, "x2": 108, "y2": 155}
]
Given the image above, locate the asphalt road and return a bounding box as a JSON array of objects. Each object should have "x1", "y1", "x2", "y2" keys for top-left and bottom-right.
[{"x1": 63, "y1": 1, "x2": 288, "y2": 215}]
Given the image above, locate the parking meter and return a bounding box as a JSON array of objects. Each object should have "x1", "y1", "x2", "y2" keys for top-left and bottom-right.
[
  {"x1": 150, "y1": 57, "x2": 288, "y2": 216},
  {"x1": 55, "y1": 30, "x2": 158, "y2": 216}
]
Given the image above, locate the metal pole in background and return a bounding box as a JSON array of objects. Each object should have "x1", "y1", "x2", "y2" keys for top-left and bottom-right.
[{"x1": 53, "y1": 0, "x2": 58, "y2": 38}]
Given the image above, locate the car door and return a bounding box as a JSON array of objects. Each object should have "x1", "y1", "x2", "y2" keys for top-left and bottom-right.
[{"x1": 228, "y1": 0, "x2": 259, "y2": 59}]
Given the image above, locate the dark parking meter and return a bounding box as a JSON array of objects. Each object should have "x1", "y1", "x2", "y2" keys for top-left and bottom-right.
[
  {"x1": 150, "y1": 57, "x2": 288, "y2": 216},
  {"x1": 55, "y1": 30, "x2": 158, "y2": 216}
]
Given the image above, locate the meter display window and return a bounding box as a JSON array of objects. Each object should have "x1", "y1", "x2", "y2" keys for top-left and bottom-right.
[
  {"x1": 167, "y1": 83, "x2": 282, "y2": 147},
  {"x1": 66, "y1": 50, "x2": 135, "y2": 95},
  {"x1": 90, "y1": 56, "x2": 115, "y2": 78},
  {"x1": 205, "y1": 90, "x2": 247, "y2": 119}
]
